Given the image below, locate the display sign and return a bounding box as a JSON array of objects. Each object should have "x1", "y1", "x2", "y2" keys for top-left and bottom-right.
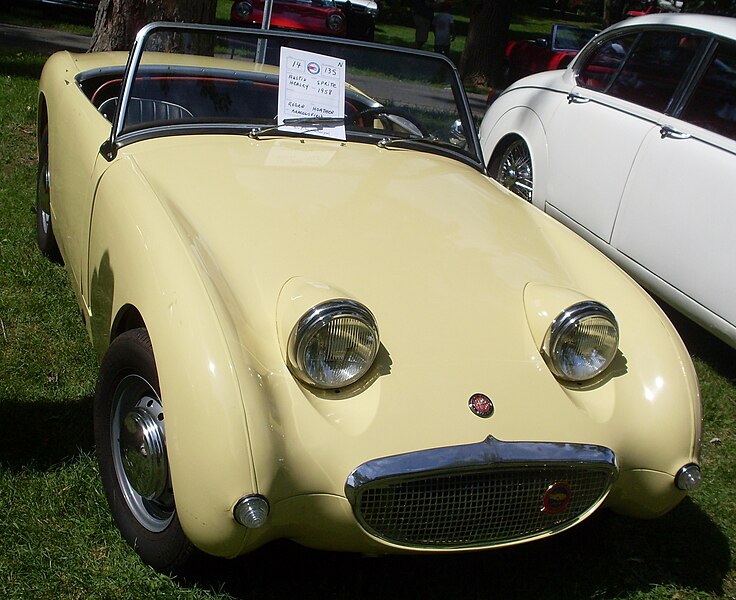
[{"x1": 277, "y1": 47, "x2": 346, "y2": 140}]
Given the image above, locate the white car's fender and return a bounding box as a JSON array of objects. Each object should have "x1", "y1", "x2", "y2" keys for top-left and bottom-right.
[{"x1": 480, "y1": 100, "x2": 550, "y2": 210}]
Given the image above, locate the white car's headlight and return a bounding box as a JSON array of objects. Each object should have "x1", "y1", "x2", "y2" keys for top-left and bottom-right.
[
  {"x1": 288, "y1": 300, "x2": 379, "y2": 389},
  {"x1": 542, "y1": 301, "x2": 619, "y2": 382}
]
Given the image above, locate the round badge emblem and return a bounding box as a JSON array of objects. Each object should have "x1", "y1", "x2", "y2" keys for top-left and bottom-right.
[
  {"x1": 542, "y1": 481, "x2": 572, "y2": 514},
  {"x1": 468, "y1": 393, "x2": 494, "y2": 418},
  {"x1": 307, "y1": 61, "x2": 320, "y2": 75}
]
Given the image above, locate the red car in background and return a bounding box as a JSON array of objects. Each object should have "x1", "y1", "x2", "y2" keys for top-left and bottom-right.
[
  {"x1": 505, "y1": 24, "x2": 598, "y2": 84},
  {"x1": 625, "y1": 0, "x2": 683, "y2": 16},
  {"x1": 230, "y1": 0, "x2": 347, "y2": 37}
]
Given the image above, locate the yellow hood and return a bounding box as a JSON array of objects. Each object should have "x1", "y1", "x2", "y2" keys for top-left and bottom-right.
[{"x1": 124, "y1": 134, "x2": 697, "y2": 499}]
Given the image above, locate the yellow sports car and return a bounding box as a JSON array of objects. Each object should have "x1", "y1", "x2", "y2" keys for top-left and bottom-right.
[{"x1": 37, "y1": 22, "x2": 702, "y2": 573}]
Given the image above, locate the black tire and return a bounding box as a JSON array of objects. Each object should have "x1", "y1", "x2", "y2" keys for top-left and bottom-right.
[
  {"x1": 489, "y1": 137, "x2": 534, "y2": 203},
  {"x1": 94, "y1": 328, "x2": 195, "y2": 573},
  {"x1": 36, "y1": 127, "x2": 62, "y2": 262}
]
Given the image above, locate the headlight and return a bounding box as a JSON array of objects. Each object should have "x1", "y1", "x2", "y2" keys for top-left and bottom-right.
[
  {"x1": 542, "y1": 301, "x2": 619, "y2": 382},
  {"x1": 288, "y1": 300, "x2": 379, "y2": 389}
]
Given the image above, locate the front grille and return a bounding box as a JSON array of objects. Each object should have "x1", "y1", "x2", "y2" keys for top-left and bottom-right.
[
  {"x1": 345, "y1": 437, "x2": 617, "y2": 549},
  {"x1": 354, "y1": 466, "x2": 611, "y2": 547}
]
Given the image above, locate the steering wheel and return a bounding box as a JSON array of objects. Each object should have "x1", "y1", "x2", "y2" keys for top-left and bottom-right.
[{"x1": 348, "y1": 107, "x2": 429, "y2": 137}]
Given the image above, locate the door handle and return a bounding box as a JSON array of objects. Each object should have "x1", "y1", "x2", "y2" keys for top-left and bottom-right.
[
  {"x1": 660, "y1": 125, "x2": 690, "y2": 140},
  {"x1": 567, "y1": 92, "x2": 590, "y2": 104}
]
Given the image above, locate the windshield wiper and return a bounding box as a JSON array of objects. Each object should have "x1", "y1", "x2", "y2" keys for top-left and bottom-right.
[
  {"x1": 249, "y1": 117, "x2": 345, "y2": 139},
  {"x1": 377, "y1": 135, "x2": 449, "y2": 150}
]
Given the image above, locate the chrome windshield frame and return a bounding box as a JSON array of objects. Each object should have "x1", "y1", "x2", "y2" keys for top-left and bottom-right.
[{"x1": 102, "y1": 21, "x2": 486, "y2": 170}]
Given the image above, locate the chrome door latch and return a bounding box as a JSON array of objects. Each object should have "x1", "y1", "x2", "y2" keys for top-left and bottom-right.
[
  {"x1": 567, "y1": 92, "x2": 590, "y2": 104},
  {"x1": 660, "y1": 125, "x2": 690, "y2": 140}
]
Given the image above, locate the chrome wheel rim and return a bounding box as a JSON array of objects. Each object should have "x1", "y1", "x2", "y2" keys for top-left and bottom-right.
[
  {"x1": 37, "y1": 161, "x2": 52, "y2": 234},
  {"x1": 111, "y1": 374, "x2": 174, "y2": 532},
  {"x1": 497, "y1": 139, "x2": 533, "y2": 202}
]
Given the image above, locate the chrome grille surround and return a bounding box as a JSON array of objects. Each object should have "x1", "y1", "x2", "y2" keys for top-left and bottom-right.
[{"x1": 345, "y1": 436, "x2": 617, "y2": 549}]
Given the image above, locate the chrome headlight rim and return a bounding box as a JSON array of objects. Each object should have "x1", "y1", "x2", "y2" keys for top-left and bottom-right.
[
  {"x1": 542, "y1": 300, "x2": 619, "y2": 383},
  {"x1": 288, "y1": 299, "x2": 380, "y2": 390}
]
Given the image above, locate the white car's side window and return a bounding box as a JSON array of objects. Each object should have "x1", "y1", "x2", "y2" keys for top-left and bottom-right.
[
  {"x1": 608, "y1": 30, "x2": 705, "y2": 113},
  {"x1": 577, "y1": 33, "x2": 637, "y2": 92},
  {"x1": 578, "y1": 30, "x2": 706, "y2": 115},
  {"x1": 680, "y1": 41, "x2": 736, "y2": 141}
]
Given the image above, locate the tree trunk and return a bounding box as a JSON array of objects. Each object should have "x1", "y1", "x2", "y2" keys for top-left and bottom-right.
[
  {"x1": 89, "y1": 0, "x2": 216, "y2": 52},
  {"x1": 458, "y1": 0, "x2": 513, "y2": 88}
]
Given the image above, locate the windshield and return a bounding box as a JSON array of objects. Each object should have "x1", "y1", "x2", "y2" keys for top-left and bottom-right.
[
  {"x1": 552, "y1": 25, "x2": 598, "y2": 52},
  {"x1": 104, "y1": 22, "x2": 483, "y2": 166}
]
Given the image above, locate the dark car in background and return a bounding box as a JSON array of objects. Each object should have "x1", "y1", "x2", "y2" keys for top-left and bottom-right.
[
  {"x1": 334, "y1": 0, "x2": 378, "y2": 40},
  {"x1": 20, "y1": 0, "x2": 99, "y2": 20},
  {"x1": 32, "y1": 0, "x2": 98, "y2": 9}
]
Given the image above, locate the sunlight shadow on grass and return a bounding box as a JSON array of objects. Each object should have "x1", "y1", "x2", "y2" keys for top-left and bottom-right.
[
  {"x1": 0, "y1": 395, "x2": 94, "y2": 470},
  {"x1": 176, "y1": 500, "x2": 729, "y2": 600}
]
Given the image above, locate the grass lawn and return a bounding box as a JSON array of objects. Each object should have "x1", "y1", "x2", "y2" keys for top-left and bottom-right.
[{"x1": 0, "y1": 10, "x2": 734, "y2": 599}]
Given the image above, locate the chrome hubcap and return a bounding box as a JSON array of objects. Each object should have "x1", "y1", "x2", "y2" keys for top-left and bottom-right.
[
  {"x1": 498, "y1": 140, "x2": 533, "y2": 202},
  {"x1": 40, "y1": 211, "x2": 51, "y2": 235},
  {"x1": 120, "y1": 406, "x2": 168, "y2": 500},
  {"x1": 37, "y1": 163, "x2": 52, "y2": 234},
  {"x1": 111, "y1": 375, "x2": 174, "y2": 532}
]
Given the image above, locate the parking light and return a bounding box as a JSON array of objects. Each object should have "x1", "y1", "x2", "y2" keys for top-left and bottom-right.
[{"x1": 233, "y1": 495, "x2": 270, "y2": 528}]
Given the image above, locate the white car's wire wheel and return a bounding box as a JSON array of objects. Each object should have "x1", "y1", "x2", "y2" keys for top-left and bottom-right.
[
  {"x1": 491, "y1": 137, "x2": 533, "y2": 203},
  {"x1": 94, "y1": 328, "x2": 194, "y2": 572}
]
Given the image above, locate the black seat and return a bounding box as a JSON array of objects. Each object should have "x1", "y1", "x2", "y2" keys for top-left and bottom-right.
[{"x1": 98, "y1": 97, "x2": 193, "y2": 124}]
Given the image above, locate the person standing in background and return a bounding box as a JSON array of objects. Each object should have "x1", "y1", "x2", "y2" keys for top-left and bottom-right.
[
  {"x1": 432, "y1": 2, "x2": 454, "y2": 56},
  {"x1": 412, "y1": 0, "x2": 434, "y2": 49}
]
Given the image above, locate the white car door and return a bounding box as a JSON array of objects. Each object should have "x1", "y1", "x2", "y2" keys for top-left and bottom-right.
[
  {"x1": 612, "y1": 39, "x2": 736, "y2": 332},
  {"x1": 544, "y1": 88, "x2": 653, "y2": 243},
  {"x1": 544, "y1": 32, "x2": 647, "y2": 243},
  {"x1": 547, "y1": 29, "x2": 708, "y2": 245}
]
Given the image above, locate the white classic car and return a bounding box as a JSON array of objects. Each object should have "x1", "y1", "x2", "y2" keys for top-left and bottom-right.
[
  {"x1": 480, "y1": 13, "x2": 736, "y2": 348},
  {"x1": 38, "y1": 22, "x2": 702, "y2": 572}
]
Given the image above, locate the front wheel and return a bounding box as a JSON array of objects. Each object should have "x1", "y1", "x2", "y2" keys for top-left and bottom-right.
[
  {"x1": 490, "y1": 137, "x2": 534, "y2": 203},
  {"x1": 94, "y1": 328, "x2": 194, "y2": 572}
]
